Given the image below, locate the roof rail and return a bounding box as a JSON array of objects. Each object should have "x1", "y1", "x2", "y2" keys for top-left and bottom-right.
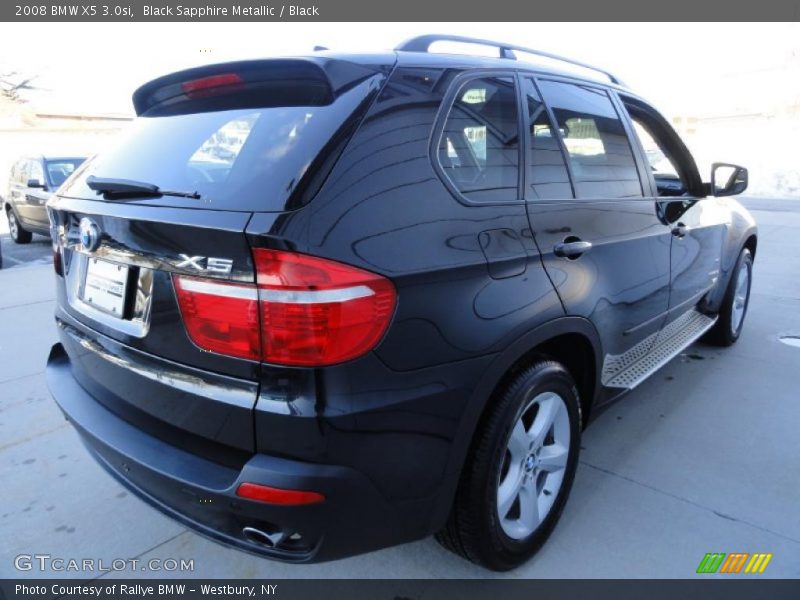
[{"x1": 395, "y1": 34, "x2": 625, "y2": 86}]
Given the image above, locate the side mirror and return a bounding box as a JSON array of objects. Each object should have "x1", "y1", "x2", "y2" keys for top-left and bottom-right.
[
  {"x1": 27, "y1": 178, "x2": 46, "y2": 189},
  {"x1": 711, "y1": 163, "x2": 748, "y2": 197}
]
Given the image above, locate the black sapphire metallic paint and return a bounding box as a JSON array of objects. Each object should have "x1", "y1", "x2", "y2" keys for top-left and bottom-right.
[{"x1": 45, "y1": 40, "x2": 757, "y2": 567}]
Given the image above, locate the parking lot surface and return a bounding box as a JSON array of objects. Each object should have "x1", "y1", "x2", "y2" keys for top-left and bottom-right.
[
  {"x1": 0, "y1": 214, "x2": 51, "y2": 269},
  {"x1": 1, "y1": 197, "x2": 798, "y2": 578}
]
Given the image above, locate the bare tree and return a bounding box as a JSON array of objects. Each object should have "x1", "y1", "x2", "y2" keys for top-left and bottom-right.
[{"x1": 0, "y1": 72, "x2": 38, "y2": 103}]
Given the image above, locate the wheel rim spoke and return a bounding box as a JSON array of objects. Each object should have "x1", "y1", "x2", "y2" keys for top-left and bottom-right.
[
  {"x1": 507, "y1": 420, "x2": 529, "y2": 462},
  {"x1": 517, "y1": 484, "x2": 540, "y2": 531},
  {"x1": 497, "y1": 463, "x2": 523, "y2": 518},
  {"x1": 537, "y1": 443, "x2": 569, "y2": 473},
  {"x1": 731, "y1": 262, "x2": 749, "y2": 332},
  {"x1": 527, "y1": 393, "x2": 559, "y2": 447}
]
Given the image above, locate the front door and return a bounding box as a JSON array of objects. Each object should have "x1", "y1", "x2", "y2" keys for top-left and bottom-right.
[
  {"x1": 522, "y1": 77, "x2": 673, "y2": 388},
  {"x1": 25, "y1": 159, "x2": 51, "y2": 230},
  {"x1": 9, "y1": 159, "x2": 31, "y2": 223},
  {"x1": 619, "y1": 96, "x2": 729, "y2": 327}
]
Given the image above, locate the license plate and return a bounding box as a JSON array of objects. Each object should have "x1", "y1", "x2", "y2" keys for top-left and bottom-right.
[{"x1": 82, "y1": 258, "x2": 129, "y2": 316}]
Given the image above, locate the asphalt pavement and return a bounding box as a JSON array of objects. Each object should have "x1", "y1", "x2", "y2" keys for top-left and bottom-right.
[{"x1": 1, "y1": 197, "x2": 798, "y2": 578}]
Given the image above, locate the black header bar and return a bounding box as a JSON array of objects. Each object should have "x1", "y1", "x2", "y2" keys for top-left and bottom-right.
[{"x1": 4, "y1": 0, "x2": 800, "y2": 22}]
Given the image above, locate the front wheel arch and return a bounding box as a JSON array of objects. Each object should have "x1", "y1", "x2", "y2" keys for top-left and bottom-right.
[{"x1": 743, "y1": 234, "x2": 757, "y2": 261}]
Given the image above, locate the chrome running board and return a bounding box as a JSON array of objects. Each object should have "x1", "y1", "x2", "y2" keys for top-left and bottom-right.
[{"x1": 602, "y1": 310, "x2": 717, "y2": 390}]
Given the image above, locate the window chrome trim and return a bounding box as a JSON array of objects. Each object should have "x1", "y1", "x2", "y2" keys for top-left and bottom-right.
[{"x1": 175, "y1": 276, "x2": 258, "y2": 300}]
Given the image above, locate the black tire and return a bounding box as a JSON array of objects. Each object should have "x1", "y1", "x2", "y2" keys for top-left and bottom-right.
[
  {"x1": 436, "y1": 360, "x2": 582, "y2": 571},
  {"x1": 7, "y1": 208, "x2": 33, "y2": 244},
  {"x1": 706, "y1": 247, "x2": 752, "y2": 347}
]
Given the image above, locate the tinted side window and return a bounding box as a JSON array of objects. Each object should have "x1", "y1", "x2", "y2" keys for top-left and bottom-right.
[
  {"x1": 438, "y1": 76, "x2": 520, "y2": 203},
  {"x1": 523, "y1": 78, "x2": 572, "y2": 200},
  {"x1": 45, "y1": 159, "x2": 84, "y2": 188},
  {"x1": 14, "y1": 160, "x2": 27, "y2": 184},
  {"x1": 20, "y1": 161, "x2": 30, "y2": 183},
  {"x1": 28, "y1": 160, "x2": 45, "y2": 185},
  {"x1": 538, "y1": 80, "x2": 641, "y2": 199}
]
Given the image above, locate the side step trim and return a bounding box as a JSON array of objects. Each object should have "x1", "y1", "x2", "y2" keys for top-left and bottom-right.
[{"x1": 602, "y1": 310, "x2": 717, "y2": 390}]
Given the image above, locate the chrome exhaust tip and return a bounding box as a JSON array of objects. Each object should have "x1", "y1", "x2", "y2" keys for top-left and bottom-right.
[{"x1": 242, "y1": 525, "x2": 287, "y2": 548}]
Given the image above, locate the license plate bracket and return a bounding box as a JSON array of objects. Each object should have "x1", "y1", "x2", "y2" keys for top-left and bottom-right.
[{"x1": 81, "y1": 257, "x2": 129, "y2": 317}]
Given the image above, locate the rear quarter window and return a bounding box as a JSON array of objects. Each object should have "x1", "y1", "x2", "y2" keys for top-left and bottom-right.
[{"x1": 437, "y1": 75, "x2": 521, "y2": 203}]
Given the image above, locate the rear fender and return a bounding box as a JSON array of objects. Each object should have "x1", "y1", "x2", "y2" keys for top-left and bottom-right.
[{"x1": 426, "y1": 316, "x2": 602, "y2": 532}]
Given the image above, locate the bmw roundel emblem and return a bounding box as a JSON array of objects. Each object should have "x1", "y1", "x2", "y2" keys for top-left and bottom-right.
[{"x1": 79, "y1": 217, "x2": 101, "y2": 252}]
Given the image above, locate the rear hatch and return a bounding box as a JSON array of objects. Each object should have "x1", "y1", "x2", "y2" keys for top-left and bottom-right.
[{"x1": 49, "y1": 56, "x2": 391, "y2": 460}]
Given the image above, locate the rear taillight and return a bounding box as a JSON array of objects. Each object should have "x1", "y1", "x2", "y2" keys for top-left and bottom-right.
[
  {"x1": 173, "y1": 249, "x2": 396, "y2": 367},
  {"x1": 173, "y1": 276, "x2": 261, "y2": 361},
  {"x1": 254, "y1": 249, "x2": 396, "y2": 366}
]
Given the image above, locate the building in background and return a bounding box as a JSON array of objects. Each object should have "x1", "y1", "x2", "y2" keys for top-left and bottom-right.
[
  {"x1": 671, "y1": 50, "x2": 800, "y2": 198},
  {"x1": 0, "y1": 98, "x2": 132, "y2": 193}
]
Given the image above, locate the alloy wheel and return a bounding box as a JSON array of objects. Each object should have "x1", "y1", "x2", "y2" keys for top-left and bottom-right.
[
  {"x1": 731, "y1": 260, "x2": 750, "y2": 334},
  {"x1": 496, "y1": 391, "x2": 571, "y2": 540},
  {"x1": 8, "y1": 211, "x2": 18, "y2": 239}
]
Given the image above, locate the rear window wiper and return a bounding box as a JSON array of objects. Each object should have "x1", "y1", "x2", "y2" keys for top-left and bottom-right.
[{"x1": 86, "y1": 175, "x2": 201, "y2": 200}]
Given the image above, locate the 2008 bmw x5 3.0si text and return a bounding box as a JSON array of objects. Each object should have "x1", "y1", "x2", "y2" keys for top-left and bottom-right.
[{"x1": 46, "y1": 35, "x2": 756, "y2": 570}]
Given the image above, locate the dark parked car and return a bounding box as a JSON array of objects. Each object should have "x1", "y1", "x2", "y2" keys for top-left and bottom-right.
[
  {"x1": 5, "y1": 155, "x2": 86, "y2": 243},
  {"x1": 46, "y1": 35, "x2": 756, "y2": 570}
]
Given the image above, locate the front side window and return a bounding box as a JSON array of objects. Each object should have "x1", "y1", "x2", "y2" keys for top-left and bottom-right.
[
  {"x1": 28, "y1": 160, "x2": 44, "y2": 185},
  {"x1": 538, "y1": 80, "x2": 642, "y2": 199},
  {"x1": 630, "y1": 119, "x2": 687, "y2": 197},
  {"x1": 438, "y1": 76, "x2": 520, "y2": 203},
  {"x1": 17, "y1": 160, "x2": 30, "y2": 183}
]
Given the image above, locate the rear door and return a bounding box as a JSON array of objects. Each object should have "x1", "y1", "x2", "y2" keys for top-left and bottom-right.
[
  {"x1": 522, "y1": 77, "x2": 673, "y2": 388},
  {"x1": 49, "y1": 58, "x2": 388, "y2": 455}
]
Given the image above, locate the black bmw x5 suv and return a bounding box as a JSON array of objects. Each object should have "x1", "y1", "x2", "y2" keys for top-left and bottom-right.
[{"x1": 46, "y1": 35, "x2": 756, "y2": 570}]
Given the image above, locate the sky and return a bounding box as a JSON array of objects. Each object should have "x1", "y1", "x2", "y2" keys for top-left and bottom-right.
[{"x1": 0, "y1": 22, "x2": 799, "y2": 119}]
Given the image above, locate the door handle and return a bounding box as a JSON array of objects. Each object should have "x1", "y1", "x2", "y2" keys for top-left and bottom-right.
[
  {"x1": 672, "y1": 223, "x2": 689, "y2": 238},
  {"x1": 554, "y1": 239, "x2": 592, "y2": 259}
]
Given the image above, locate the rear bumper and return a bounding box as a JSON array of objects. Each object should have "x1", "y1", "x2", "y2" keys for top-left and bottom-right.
[{"x1": 46, "y1": 343, "x2": 420, "y2": 562}]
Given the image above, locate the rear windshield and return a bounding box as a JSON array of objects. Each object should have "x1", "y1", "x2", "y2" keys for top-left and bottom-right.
[{"x1": 61, "y1": 76, "x2": 380, "y2": 211}]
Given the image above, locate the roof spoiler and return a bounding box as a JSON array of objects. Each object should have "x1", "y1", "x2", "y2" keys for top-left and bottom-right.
[{"x1": 132, "y1": 58, "x2": 382, "y2": 116}]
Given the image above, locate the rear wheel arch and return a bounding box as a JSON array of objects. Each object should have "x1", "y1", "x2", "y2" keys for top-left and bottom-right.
[
  {"x1": 482, "y1": 331, "x2": 597, "y2": 429},
  {"x1": 429, "y1": 317, "x2": 602, "y2": 533}
]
